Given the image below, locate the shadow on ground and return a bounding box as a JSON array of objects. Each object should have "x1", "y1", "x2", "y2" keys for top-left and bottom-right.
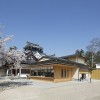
[{"x1": 0, "y1": 81, "x2": 32, "y2": 92}]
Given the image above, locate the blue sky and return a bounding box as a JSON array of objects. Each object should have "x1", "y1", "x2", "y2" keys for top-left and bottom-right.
[{"x1": 0, "y1": 0, "x2": 100, "y2": 56}]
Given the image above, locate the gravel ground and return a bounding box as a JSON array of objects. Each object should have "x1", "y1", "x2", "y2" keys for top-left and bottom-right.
[
  {"x1": 0, "y1": 79, "x2": 33, "y2": 92},
  {"x1": 0, "y1": 79, "x2": 100, "y2": 100}
]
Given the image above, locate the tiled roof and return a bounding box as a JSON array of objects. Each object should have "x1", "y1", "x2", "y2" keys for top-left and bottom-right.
[
  {"x1": 22, "y1": 55, "x2": 90, "y2": 69},
  {"x1": 60, "y1": 54, "x2": 85, "y2": 59}
]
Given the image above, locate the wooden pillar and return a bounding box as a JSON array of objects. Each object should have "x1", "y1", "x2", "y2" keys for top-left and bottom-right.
[{"x1": 15, "y1": 69, "x2": 17, "y2": 76}]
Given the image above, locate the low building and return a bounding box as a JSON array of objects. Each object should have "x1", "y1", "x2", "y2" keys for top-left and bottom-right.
[
  {"x1": 7, "y1": 55, "x2": 92, "y2": 82},
  {"x1": 28, "y1": 55, "x2": 91, "y2": 82},
  {"x1": 96, "y1": 63, "x2": 100, "y2": 68},
  {"x1": 61, "y1": 54, "x2": 91, "y2": 81}
]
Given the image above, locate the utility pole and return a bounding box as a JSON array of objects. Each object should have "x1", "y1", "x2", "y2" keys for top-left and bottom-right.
[{"x1": 91, "y1": 52, "x2": 94, "y2": 67}]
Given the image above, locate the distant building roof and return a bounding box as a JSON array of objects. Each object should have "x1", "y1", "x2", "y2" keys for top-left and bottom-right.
[{"x1": 24, "y1": 42, "x2": 43, "y2": 53}]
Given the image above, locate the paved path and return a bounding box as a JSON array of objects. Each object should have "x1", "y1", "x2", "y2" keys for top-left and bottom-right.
[{"x1": 0, "y1": 79, "x2": 100, "y2": 100}]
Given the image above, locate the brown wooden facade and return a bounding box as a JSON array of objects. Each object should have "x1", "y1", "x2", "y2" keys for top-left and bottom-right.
[
  {"x1": 29, "y1": 63, "x2": 80, "y2": 82},
  {"x1": 92, "y1": 68, "x2": 100, "y2": 80}
]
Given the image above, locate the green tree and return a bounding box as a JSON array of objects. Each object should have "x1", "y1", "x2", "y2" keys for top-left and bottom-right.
[{"x1": 75, "y1": 49, "x2": 85, "y2": 56}]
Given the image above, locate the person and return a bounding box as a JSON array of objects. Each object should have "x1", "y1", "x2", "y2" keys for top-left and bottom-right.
[{"x1": 80, "y1": 77, "x2": 82, "y2": 81}]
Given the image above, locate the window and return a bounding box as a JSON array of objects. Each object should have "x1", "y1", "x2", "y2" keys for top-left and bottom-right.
[
  {"x1": 61, "y1": 69, "x2": 69, "y2": 78},
  {"x1": 61, "y1": 69, "x2": 63, "y2": 78},
  {"x1": 67, "y1": 70, "x2": 69, "y2": 78},
  {"x1": 64, "y1": 69, "x2": 66, "y2": 78},
  {"x1": 21, "y1": 69, "x2": 30, "y2": 74},
  {"x1": 31, "y1": 66, "x2": 54, "y2": 77}
]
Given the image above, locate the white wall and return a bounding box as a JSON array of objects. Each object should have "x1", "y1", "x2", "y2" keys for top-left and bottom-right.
[
  {"x1": 72, "y1": 67, "x2": 79, "y2": 80},
  {"x1": 39, "y1": 58, "x2": 50, "y2": 62},
  {"x1": 69, "y1": 57, "x2": 86, "y2": 65},
  {"x1": 96, "y1": 64, "x2": 100, "y2": 68},
  {"x1": 76, "y1": 58, "x2": 86, "y2": 65}
]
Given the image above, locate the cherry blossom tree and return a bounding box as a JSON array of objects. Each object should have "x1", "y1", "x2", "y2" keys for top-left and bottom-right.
[
  {"x1": 0, "y1": 35, "x2": 13, "y2": 67},
  {"x1": 6, "y1": 47, "x2": 26, "y2": 68}
]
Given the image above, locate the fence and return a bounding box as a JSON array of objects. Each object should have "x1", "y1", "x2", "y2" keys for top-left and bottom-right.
[{"x1": 92, "y1": 69, "x2": 100, "y2": 80}]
